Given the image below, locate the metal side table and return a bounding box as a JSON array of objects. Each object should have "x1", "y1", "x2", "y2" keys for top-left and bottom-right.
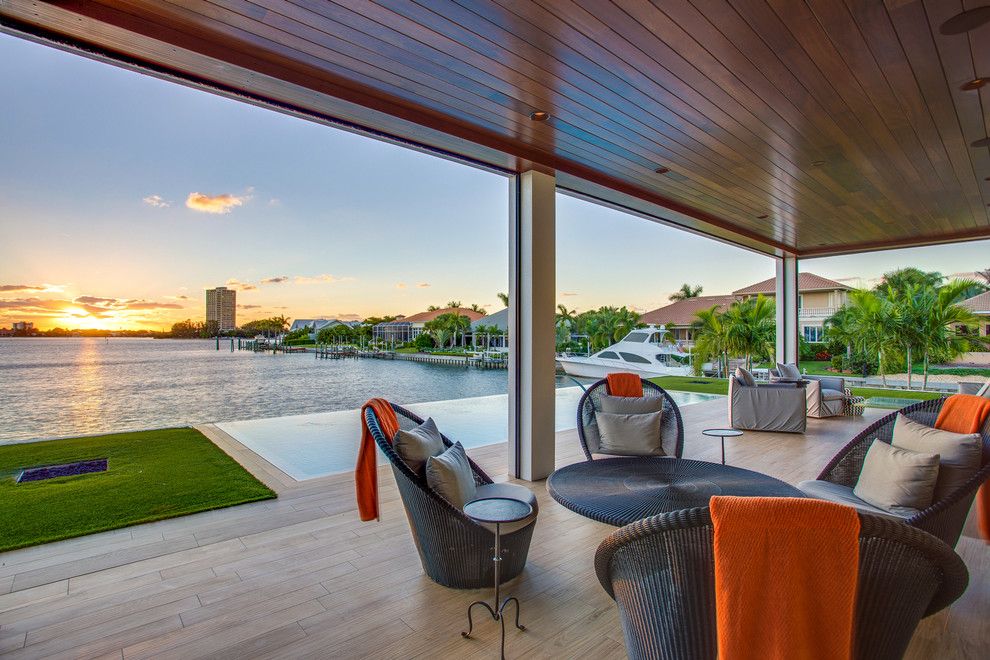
[
  {"x1": 702, "y1": 428, "x2": 744, "y2": 465},
  {"x1": 462, "y1": 497, "x2": 532, "y2": 659}
]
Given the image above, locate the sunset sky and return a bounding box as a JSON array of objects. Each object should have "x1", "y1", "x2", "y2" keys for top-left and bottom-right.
[{"x1": 2, "y1": 33, "x2": 989, "y2": 331}]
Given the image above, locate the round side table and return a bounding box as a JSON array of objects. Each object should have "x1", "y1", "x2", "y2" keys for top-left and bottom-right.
[
  {"x1": 702, "y1": 428, "x2": 743, "y2": 465},
  {"x1": 461, "y1": 497, "x2": 533, "y2": 659}
]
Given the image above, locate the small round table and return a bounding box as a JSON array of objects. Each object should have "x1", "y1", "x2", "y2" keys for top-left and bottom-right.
[
  {"x1": 703, "y1": 428, "x2": 744, "y2": 465},
  {"x1": 547, "y1": 457, "x2": 804, "y2": 527},
  {"x1": 461, "y1": 497, "x2": 533, "y2": 659}
]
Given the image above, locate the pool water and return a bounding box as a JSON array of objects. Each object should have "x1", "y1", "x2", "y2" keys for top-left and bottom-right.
[{"x1": 218, "y1": 388, "x2": 720, "y2": 480}]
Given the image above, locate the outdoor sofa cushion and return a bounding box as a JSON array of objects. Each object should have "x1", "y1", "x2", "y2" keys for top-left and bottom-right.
[
  {"x1": 596, "y1": 411, "x2": 665, "y2": 456},
  {"x1": 425, "y1": 441, "x2": 477, "y2": 509},
  {"x1": 821, "y1": 388, "x2": 846, "y2": 401},
  {"x1": 599, "y1": 394, "x2": 664, "y2": 415},
  {"x1": 797, "y1": 479, "x2": 918, "y2": 520},
  {"x1": 734, "y1": 367, "x2": 756, "y2": 387},
  {"x1": 468, "y1": 482, "x2": 538, "y2": 534},
  {"x1": 978, "y1": 381, "x2": 990, "y2": 398},
  {"x1": 892, "y1": 414, "x2": 981, "y2": 501},
  {"x1": 776, "y1": 362, "x2": 802, "y2": 380},
  {"x1": 853, "y1": 441, "x2": 940, "y2": 513},
  {"x1": 393, "y1": 417, "x2": 445, "y2": 474}
]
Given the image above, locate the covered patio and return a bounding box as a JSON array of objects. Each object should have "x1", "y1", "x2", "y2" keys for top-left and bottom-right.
[{"x1": 2, "y1": 1, "x2": 989, "y2": 658}]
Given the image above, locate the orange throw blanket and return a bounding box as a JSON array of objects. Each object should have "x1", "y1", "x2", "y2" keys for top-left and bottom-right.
[
  {"x1": 710, "y1": 496, "x2": 860, "y2": 660},
  {"x1": 356, "y1": 398, "x2": 399, "y2": 522},
  {"x1": 605, "y1": 372, "x2": 643, "y2": 397},
  {"x1": 935, "y1": 394, "x2": 990, "y2": 542}
]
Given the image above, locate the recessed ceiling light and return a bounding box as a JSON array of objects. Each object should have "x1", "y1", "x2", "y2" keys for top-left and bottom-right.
[
  {"x1": 961, "y1": 78, "x2": 988, "y2": 91},
  {"x1": 757, "y1": 214, "x2": 769, "y2": 219},
  {"x1": 529, "y1": 111, "x2": 549, "y2": 121},
  {"x1": 812, "y1": 160, "x2": 826, "y2": 167},
  {"x1": 940, "y1": 7, "x2": 990, "y2": 35},
  {"x1": 655, "y1": 166, "x2": 670, "y2": 174},
  {"x1": 972, "y1": 137, "x2": 990, "y2": 148}
]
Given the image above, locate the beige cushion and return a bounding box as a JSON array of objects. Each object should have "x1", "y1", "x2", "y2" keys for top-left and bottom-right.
[
  {"x1": 425, "y1": 442, "x2": 476, "y2": 509},
  {"x1": 776, "y1": 362, "x2": 801, "y2": 380},
  {"x1": 600, "y1": 394, "x2": 664, "y2": 415},
  {"x1": 853, "y1": 441, "x2": 940, "y2": 513},
  {"x1": 597, "y1": 411, "x2": 664, "y2": 456},
  {"x1": 393, "y1": 417, "x2": 445, "y2": 474},
  {"x1": 892, "y1": 414, "x2": 981, "y2": 501},
  {"x1": 734, "y1": 367, "x2": 756, "y2": 387}
]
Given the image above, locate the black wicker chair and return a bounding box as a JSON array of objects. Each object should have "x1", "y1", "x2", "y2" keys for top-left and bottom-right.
[
  {"x1": 364, "y1": 402, "x2": 537, "y2": 589},
  {"x1": 810, "y1": 397, "x2": 990, "y2": 547},
  {"x1": 577, "y1": 378, "x2": 684, "y2": 461},
  {"x1": 595, "y1": 507, "x2": 969, "y2": 660}
]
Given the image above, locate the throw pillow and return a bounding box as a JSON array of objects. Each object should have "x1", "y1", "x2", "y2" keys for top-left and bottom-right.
[
  {"x1": 776, "y1": 362, "x2": 801, "y2": 380},
  {"x1": 734, "y1": 367, "x2": 756, "y2": 387},
  {"x1": 425, "y1": 442, "x2": 477, "y2": 509},
  {"x1": 892, "y1": 414, "x2": 981, "y2": 501},
  {"x1": 600, "y1": 394, "x2": 665, "y2": 415},
  {"x1": 597, "y1": 411, "x2": 664, "y2": 456},
  {"x1": 393, "y1": 417, "x2": 445, "y2": 474},
  {"x1": 853, "y1": 441, "x2": 940, "y2": 513}
]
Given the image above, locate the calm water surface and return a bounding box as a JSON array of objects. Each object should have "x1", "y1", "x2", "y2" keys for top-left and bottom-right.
[{"x1": 0, "y1": 337, "x2": 525, "y2": 443}]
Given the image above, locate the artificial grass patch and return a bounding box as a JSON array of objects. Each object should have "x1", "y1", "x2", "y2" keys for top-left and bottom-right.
[{"x1": 0, "y1": 427, "x2": 276, "y2": 552}]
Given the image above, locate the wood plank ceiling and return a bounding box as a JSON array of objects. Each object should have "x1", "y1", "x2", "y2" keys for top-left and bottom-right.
[{"x1": 2, "y1": 0, "x2": 989, "y2": 256}]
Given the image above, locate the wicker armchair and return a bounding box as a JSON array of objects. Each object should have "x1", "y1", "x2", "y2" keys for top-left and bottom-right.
[
  {"x1": 576, "y1": 378, "x2": 684, "y2": 461},
  {"x1": 595, "y1": 507, "x2": 969, "y2": 660},
  {"x1": 365, "y1": 402, "x2": 537, "y2": 589},
  {"x1": 808, "y1": 397, "x2": 990, "y2": 547}
]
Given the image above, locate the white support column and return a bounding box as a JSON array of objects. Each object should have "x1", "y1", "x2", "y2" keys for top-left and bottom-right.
[
  {"x1": 775, "y1": 255, "x2": 800, "y2": 365},
  {"x1": 508, "y1": 170, "x2": 556, "y2": 481}
]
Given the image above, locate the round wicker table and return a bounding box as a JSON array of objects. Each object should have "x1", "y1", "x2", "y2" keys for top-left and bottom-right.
[{"x1": 547, "y1": 457, "x2": 804, "y2": 527}]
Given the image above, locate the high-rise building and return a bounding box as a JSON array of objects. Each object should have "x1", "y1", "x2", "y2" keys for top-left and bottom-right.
[{"x1": 205, "y1": 287, "x2": 236, "y2": 331}]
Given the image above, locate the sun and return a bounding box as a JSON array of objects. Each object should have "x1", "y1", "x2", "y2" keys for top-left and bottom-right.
[{"x1": 54, "y1": 308, "x2": 116, "y2": 330}]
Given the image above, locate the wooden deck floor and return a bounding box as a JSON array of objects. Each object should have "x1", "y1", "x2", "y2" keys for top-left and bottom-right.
[{"x1": 0, "y1": 399, "x2": 985, "y2": 658}]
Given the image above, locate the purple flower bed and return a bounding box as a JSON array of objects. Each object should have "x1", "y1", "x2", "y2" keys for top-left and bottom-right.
[{"x1": 17, "y1": 458, "x2": 108, "y2": 483}]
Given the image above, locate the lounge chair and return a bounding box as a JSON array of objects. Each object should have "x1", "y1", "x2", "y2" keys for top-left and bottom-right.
[
  {"x1": 728, "y1": 373, "x2": 807, "y2": 433},
  {"x1": 771, "y1": 368, "x2": 849, "y2": 418},
  {"x1": 595, "y1": 507, "x2": 968, "y2": 660},
  {"x1": 364, "y1": 402, "x2": 537, "y2": 588},
  {"x1": 801, "y1": 398, "x2": 990, "y2": 547},
  {"x1": 577, "y1": 378, "x2": 684, "y2": 461}
]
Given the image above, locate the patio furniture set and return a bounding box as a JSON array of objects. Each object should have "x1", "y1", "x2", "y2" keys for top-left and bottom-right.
[{"x1": 364, "y1": 373, "x2": 990, "y2": 659}]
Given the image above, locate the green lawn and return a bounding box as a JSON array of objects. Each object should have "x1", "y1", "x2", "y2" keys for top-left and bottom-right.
[
  {"x1": 649, "y1": 376, "x2": 943, "y2": 404},
  {"x1": 0, "y1": 428, "x2": 276, "y2": 552}
]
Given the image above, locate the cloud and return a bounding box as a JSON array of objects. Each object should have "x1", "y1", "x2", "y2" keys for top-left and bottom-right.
[
  {"x1": 0, "y1": 296, "x2": 182, "y2": 319},
  {"x1": 260, "y1": 276, "x2": 290, "y2": 285},
  {"x1": 293, "y1": 274, "x2": 355, "y2": 285},
  {"x1": 561, "y1": 292, "x2": 579, "y2": 297},
  {"x1": 142, "y1": 194, "x2": 170, "y2": 208},
  {"x1": 74, "y1": 296, "x2": 117, "y2": 305},
  {"x1": 1, "y1": 284, "x2": 46, "y2": 292},
  {"x1": 225, "y1": 278, "x2": 257, "y2": 291},
  {"x1": 121, "y1": 301, "x2": 183, "y2": 310},
  {"x1": 395, "y1": 282, "x2": 407, "y2": 290},
  {"x1": 416, "y1": 283, "x2": 431, "y2": 288},
  {"x1": 185, "y1": 191, "x2": 248, "y2": 214},
  {"x1": 238, "y1": 304, "x2": 262, "y2": 310}
]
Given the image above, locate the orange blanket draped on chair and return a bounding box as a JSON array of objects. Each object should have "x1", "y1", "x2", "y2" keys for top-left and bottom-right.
[
  {"x1": 356, "y1": 398, "x2": 399, "y2": 522},
  {"x1": 606, "y1": 372, "x2": 643, "y2": 397},
  {"x1": 710, "y1": 496, "x2": 861, "y2": 660},
  {"x1": 935, "y1": 394, "x2": 990, "y2": 542}
]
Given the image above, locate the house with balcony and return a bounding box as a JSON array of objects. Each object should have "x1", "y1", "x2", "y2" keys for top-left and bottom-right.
[
  {"x1": 372, "y1": 307, "x2": 485, "y2": 344},
  {"x1": 640, "y1": 273, "x2": 851, "y2": 345}
]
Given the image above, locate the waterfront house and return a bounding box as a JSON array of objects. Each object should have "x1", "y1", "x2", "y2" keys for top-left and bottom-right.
[
  {"x1": 372, "y1": 306, "x2": 485, "y2": 344},
  {"x1": 640, "y1": 273, "x2": 851, "y2": 345},
  {"x1": 471, "y1": 307, "x2": 509, "y2": 350},
  {"x1": 960, "y1": 291, "x2": 990, "y2": 337},
  {"x1": 289, "y1": 318, "x2": 362, "y2": 339}
]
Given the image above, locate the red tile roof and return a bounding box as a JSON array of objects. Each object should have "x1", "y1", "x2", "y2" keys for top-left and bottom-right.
[
  {"x1": 732, "y1": 272, "x2": 851, "y2": 296},
  {"x1": 961, "y1": 291, "x2": 990, "y2": 314},
  {"x1": 399, "y1": 307, "x2": 486, "y2": 323},
  {"x1": 639, "y1": 295, "x2": 738, "y2": 327}
]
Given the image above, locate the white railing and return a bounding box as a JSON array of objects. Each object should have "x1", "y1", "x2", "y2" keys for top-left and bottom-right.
[{"x1": 798, "y1": 307, "x2": 839, "y2": 318}]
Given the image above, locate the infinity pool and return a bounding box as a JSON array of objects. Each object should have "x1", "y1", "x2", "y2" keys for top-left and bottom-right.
[{"x1": 218, "y1": 387, "x2": 721, "y2": 480}]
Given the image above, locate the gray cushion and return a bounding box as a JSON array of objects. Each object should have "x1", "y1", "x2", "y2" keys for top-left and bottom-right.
[
  {"x1": 821, "y1": 388, "x2": 846, "y2": 401},
  {"x1": 469, "y1": 482, "x2": 538, "y2": 534},
  {"x1": 776, "y1": 362, "x2": 801, "y2": 380},
  {"x1": 599, "y1": 394, "x2": 664, "y2": 415},
  {"x1": 977, "y1": 381, "x2": 990, "y2": 398},
  {"x1": 797, "y1": 480, "x2": 917, "y2": 520},
  {"x1": 853, "y1": 441, "x2": 940, "y2": 513},
  {"x1": 597, "y1": 411, "x2": 664, "y2": 456},
  {"x1": 734, "y1": 367, "x2": 756, "y2": 387},
  {"x1": 393, "y1": 417, "x2": 445, "y2": 474},
  {"x1": 892, "y1": 414, "x2": 981, "y2": 501},
  {"x1": 425, "y1": 442, "x2": 476, "y2": 509}
]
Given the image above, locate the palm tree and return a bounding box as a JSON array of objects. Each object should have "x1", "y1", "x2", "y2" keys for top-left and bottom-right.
[
  {"x1": 916, "y1": 279, "x2": 986, "y2": 389},
  {"x1": 824, "y1": 306, "x2": 857, "y2": 361},
  {"x1": 497, "y1": 292, "x2": 509, "y2": 307},
  {"x1": 691, "y1": 305, "x2": 731, "y2": 377},
  {"x1": 669, "y1": 283, "x2": 703, "y2": 302},
  {"x1": 722, "y1": 295, "x2": 775, "y2": 370},
  {"x1": 884, "y1": 283, "x2": 925, "y2": 389},
  {"x1": 469, "y1": 303, "x2": 485, "y2": 313},
  {"x1": 445, "y1": 300, "x2": 463, "y2": 309},
  {"x1": 844, "y1": 290, "x2": 899, "y2": 387},
  {"x1": 976, "y1": 269, "x2": 990, "y2": 287},
  {"x1": 555, "y1": 305, "x2": 576, "y2": 348}
]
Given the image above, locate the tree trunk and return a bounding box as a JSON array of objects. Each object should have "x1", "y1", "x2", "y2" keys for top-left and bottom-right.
[
  {"x1": 879, "y1": 350, "x2": 887, "y2": 387},
  {"x1": 923, "y1": 351, "x2": 930, "y2": 390},
  {"x1": 906, "y1": 346, "x2": 912, "y2": 390}
]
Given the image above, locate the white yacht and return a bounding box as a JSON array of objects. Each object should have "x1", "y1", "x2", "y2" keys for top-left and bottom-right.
[{"x1": 556, "y1": 325, "x2": 694, "y2": 378}]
